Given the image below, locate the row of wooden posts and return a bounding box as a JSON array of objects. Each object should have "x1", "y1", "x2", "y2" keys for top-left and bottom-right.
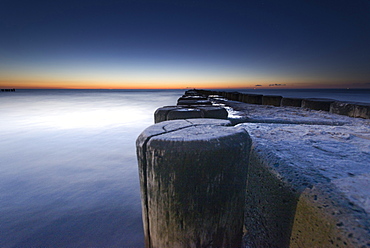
[
  {"x1": 196, "y1": 89, "x2": 370, "y2": 119},
  {"x1": 0, "y1": 88, "x2": 16, "y2": 92},
  {"x1": 135, "y1": 89, "x2": 370, "y2": 247},
  {"x1": 136, "y1": 90, "x2": 250, "y2": 248}
]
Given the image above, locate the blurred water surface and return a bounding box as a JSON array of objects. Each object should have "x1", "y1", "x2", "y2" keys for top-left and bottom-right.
[{"x1": 0, "y1": 89, "x2": 182, "y2": 247}]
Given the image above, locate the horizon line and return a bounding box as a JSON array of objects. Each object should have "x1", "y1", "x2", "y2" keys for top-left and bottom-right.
[{"x1": 2, "y1": 87, "x2": 370, "y2": 90}]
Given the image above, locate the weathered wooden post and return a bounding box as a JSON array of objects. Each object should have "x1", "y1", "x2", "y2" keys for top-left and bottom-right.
[
  {"x1": 136, "y1": 119, "x2": 250, "y2": 248},
  {"x1": 154, "y1": 106, "x2": 228, "y2": 123},
  {"x1": 154, "y1": 106, "x2": 180, "y2": 123}
]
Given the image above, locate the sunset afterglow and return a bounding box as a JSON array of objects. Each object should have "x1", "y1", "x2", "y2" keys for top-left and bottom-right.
[{"x1": 1, "y1": 0, "x2": 369, "y2": 89}]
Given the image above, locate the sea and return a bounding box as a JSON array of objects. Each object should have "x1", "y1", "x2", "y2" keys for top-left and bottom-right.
[{"x1": 0, "y1": 88, "x2": 369, "y2": 248}]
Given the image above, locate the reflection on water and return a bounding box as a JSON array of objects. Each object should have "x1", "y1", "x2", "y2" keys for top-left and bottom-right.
[{"x1": 0, "y1": 89, "x2": 182, "y2": 247}]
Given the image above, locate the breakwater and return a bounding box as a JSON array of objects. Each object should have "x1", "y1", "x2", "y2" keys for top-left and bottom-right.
[
  {"x1": 1, "y1": 88, "x2": 16, "y2": 92},
  {"x1": 136, "y1": 89, "x2": 370, "y2": 247},
  {"x1": 196, "y1": 89, "x2": 370, "y2": 119}
]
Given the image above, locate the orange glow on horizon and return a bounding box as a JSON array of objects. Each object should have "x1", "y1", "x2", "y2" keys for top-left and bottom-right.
[
  {"x1": 1, "y1": 79, "x2": 369, "y2": 90},
  {"x1": 0, "y1": 79, "x2": 259, "y2": 90}
]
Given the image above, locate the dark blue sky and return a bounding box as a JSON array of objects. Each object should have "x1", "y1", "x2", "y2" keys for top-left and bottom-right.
[{"x1": 1, "y1": 0, "x2": 369, "y2": 88}]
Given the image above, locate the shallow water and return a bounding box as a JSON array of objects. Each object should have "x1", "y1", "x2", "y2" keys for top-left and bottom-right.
[{"x1": 0, "y1": 89, "x2": 182, "y2": 247}]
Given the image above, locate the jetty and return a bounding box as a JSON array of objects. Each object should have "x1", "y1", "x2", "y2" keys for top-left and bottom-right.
[
  {"x1": 0, "y1": 88, "x2": 16, "y2": 92},
  {"x1": 136, "y1": 89, "x2": 370, "y2": 247}
]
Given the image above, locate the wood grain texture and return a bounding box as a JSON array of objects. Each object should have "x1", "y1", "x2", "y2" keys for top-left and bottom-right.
[{"x1": 137, "y1": 120, "x2": 250, "y2": 248}]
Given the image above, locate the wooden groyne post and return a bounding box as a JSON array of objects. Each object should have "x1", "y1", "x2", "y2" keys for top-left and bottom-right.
[
  {"x1": 1, "y1": 88, "x2": 16, "y2": 92},
  {"x1": 136, "y1": 119, "x2": 250, "y2": 248}
]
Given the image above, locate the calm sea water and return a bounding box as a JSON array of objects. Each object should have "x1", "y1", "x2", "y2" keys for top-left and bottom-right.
[
  {"x1": 0, "y1": 88, "x2": 369, "y2": 247},
  {"x1": 0, "y1": 89, "x2": 183, "y2": 248}
]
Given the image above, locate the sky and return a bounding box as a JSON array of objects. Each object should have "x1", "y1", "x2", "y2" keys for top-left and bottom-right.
[{"x1": 0, "y1": 0, "x2": 369, "y2": 89}]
